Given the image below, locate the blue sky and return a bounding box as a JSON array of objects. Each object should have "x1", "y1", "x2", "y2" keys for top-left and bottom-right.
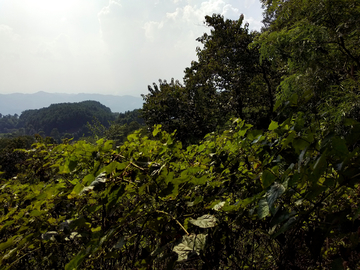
[{"x1": 0, "y1": 0, "x2": 264, "y2": 97}]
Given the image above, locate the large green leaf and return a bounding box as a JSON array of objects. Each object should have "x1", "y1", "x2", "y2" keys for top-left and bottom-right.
[
  {"x1": 266, "y1": 182, "x2": 286, "y2": 209},
  {"x1": 262, "y1": 169, "x2": 277, "y2": 189},
  {"x1": 65, "y1": 250, "x2": 87, "y2": 270},
  {"x1": 173, "y1": 234, "x2": 207, "y2": 261},
  {"x1": 189, "y1": 214, "x2": 217, "y2": 228},
  {"x1": 258, "y1": 198, "x2": 270, "y2": 219}
]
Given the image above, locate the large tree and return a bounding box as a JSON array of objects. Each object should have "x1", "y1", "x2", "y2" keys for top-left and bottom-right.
[
  {"x1": 142, "y1": 79, "x2": 216, "y2": 143},
  {"x1": 184, "y1": 14, "x2": 277, "y2": 127},
  {"x1": 142, "y1": 14, "x2": 278, "y2": 143},
  {"x1": 257, "y1": 0, "x2": 360, "y2": 122}
]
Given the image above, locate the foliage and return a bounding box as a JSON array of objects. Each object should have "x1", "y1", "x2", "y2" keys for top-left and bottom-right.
[
  {"x1": 18, "y1": 101, "x2": 116, "y2": 139},
  {"x1": 142, "y1": 15, "x2": 278, "y2": 143},
  {"x1": 86, "y1": 112, "x2": 145, "y2": 145},
  {"x1": 115, "y1": 109, "x2": 145, "y2": 126},
  {"x1": 0, "y1": 136, "x2": 35, "y2": 179},
  {"x1": 142, "y1": 79, "x2": 206, "y2": 144},
  {"x1": 184, "y1": 14, "x2": 277, "y2": 128},
  {"x1": 256, "y1": 0, "x2": 360, "y2": 123},
  {"x1": 2, "y1": 1, "x2": 360, "y2": 269},
  {"x1": 0, "y1": 115, "x2": 20, "y2": 135},
  {"x1": 1, "y1": 115, "x2": 360, "y2": 269}
]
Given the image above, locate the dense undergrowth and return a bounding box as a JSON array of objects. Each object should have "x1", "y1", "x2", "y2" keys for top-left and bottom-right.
[{"x1": 1, "y1": 114, "x2": 360, "y2": 269}]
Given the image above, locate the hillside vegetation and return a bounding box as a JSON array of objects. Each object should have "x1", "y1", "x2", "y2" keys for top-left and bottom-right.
[
  {"x1": 0, "y1": 101, "x2": 116, "y2": 140},
  {"x1": 1, "y1": 0, "x2": 360, "y2": 269}
]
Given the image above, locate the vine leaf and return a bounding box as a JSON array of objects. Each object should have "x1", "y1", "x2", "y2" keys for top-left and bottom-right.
[
  {"x1": 262, "y1": 169, "x2": 277, "y2": 189},
  {"x1": 80, "y1": 172, "x2": 107, "y2": 194},
  {"x1": 173, "y1": 234, "x2": 207, "y2": 261},
  {"x1": 258, "y1": 198, "x2": 269, "y2": 219},
  {"x1": 212, "y1": 201, "x2": 225, "y2": 211},
  {"x1": 268, "y1": 120, "x2": 279, "y2": 131},
  {"x1": 266, "y1": 182, "x2": 286, "y2": 209},
  {"x1": 189, "y1": 214, "x2": 217, "y2": 228}
]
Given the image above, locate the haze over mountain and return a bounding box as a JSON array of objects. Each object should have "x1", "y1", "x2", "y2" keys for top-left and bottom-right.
[{"x1": 0, "y1": 92, "x2": 143, "y2": 115}]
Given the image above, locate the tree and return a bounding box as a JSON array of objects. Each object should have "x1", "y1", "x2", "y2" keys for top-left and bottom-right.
[
  {"x1": 184, "y1": 14, "x2": 277, "y2": 128},
  {"x1": 256, "y1": 0, "x2": 360, "y2": 123},
  {"x1": 142, "y1": 78, "x2": 214, "y2": 143},
  {"x1": 142, "y1": 15, "x2": 278, "y2": 143}
]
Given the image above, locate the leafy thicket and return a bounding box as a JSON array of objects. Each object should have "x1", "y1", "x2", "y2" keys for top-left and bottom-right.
[
  {"x1": 86, "y1": 111, "x2": 145, "y2": 145},
  {"x1": 258, "y1": 0, "x2": 360, "y2": 123},
  {"x1": 0, "y1": 136, "x2": 35, "y2": 179},
  {"x1": 1, "y1": 0, "x2": 360, "y2": 269},
  {"x1": 1, "y1": 118, "x2": 360, "y2": 269}
]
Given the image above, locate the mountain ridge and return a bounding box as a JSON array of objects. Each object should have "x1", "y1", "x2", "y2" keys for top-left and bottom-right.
[{"x1": 0, "y1": 92, "x2": 144, "y2": 115}]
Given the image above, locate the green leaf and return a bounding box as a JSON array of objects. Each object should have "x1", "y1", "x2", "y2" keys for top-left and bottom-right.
[
  {"x1": 82, "y1": 174, "x2": 95, "y2": 186},
  {"x1": 270, "y1": 210, "x2": 297, "y2": 227},
  {"x1": 268, "y1": 120, "x2": 279, "y2": 131},
  {"x1": 29, "y1": 210, "x2": 44, "y2": 217},
  {"x1": 266, "y1": 182, "x2": 286, "y2": 209},
  {"x1": 262, "y1": 169, "x2": 277, "y2": 189},
  {"x1": 258, "y1": 198, "x2": 270, "y2": 219},
  {"x1": 173, "y1": 234, "x2": 207, "y2": 261},
  {"x1": 292, "y1": 138, "x2": 309, "y2": 153},
  {"x1": 190, "y1": 175, "x2": 208, "y2": 185},
  {"x1": 189, "y1": 214, "x2": 217, "y2": 228},
  {"x1": 152, "y1": 125, "x2": 162, "y2": 137},
  {"x1": 72, "y1": 182, "x2": 84, "y2": 195},
  {"x1": 331, "y1": 136, "x2": 349, "y2": 158},
  {"x1": 272, "y1": 216, "x2": 298, "y2": 238},
  {"x1": 102, "y1": 140, "x2": 113, "y2": 152},
  {"x1": 212, "y1": 201, "x2": 225, "y2": 211},
  {"x1": 68, "y1": 158, "x2": 78, "y2": 172},
  {"x1": 65, "y1": 250, "x2": 87, "y2": 270},
  {"x1": 96, "y1": 138, "x2": 104, "y2": 145},
  {"x1": 0, "y1": 238, "x2": 14, "y2": 251},
  {"x1": 114, "y1": 237, "x2": 125, "y2": 249}
]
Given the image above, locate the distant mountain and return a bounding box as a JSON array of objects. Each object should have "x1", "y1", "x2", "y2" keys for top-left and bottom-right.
[{"x1": 0, "y1": 92, "x2": 144, "y2": 115}]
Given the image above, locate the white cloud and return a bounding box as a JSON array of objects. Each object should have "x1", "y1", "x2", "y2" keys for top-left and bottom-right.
[{"x1": 0, "y1": 0, "x2": 263, "y2": 97}]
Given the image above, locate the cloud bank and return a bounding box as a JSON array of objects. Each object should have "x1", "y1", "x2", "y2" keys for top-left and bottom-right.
[{"x1": 0, "y1": 0, "x2": 263, "y2": 97}]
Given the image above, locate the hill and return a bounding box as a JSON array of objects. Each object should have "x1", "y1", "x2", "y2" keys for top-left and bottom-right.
[
  {"x1": 19, "y1": 100, "x2": 116, "y2": 136},
  {"x1": 0, "y1": 91, "x2": 143, "y2": 115},
  {"x1": 0, "y1": 101, "x2": 117, "y2": 140}
]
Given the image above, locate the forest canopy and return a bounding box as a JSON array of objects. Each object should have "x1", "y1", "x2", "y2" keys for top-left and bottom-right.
[{"x1": 1, "y1": 0, "x2": 360, "y2": 269}]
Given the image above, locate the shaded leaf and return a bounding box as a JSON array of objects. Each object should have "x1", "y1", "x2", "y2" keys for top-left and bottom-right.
[{"x1": 266, "y1": 182, "x2": 286, "y2": 209}]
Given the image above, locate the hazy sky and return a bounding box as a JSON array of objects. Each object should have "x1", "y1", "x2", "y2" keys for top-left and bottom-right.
[{"x1": 0, "y1": 0, "x2": 264, "y2": 97}]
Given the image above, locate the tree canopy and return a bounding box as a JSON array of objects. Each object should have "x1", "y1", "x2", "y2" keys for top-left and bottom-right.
[
  {"x1": 257, "y1": 0, "x2": 360, "y2": 122},
  {"x1": 142, "y1": 14, "x2": 279, "y2": 143}
]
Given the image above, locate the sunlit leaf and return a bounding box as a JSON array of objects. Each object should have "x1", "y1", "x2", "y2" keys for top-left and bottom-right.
[
  {"x1": 258, "y1": 198, "x2": 269, "y2": 219},
  {"x1": 268, "y1": 120, "x2": 279, "y2": 131},
  {"x1": 173, "y1": 234, "x2": 207, "y2": 261},
  {"x1": 189, "y1": 214, "x2": 217, "y2": 228}
]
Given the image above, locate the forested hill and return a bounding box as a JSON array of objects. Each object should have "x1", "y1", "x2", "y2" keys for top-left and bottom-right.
[
  {"x1": 0, "y1": 101, "x2": 117, "y2": 139},
  {"x1": 0, "y1": 92, "x2": 143, "y2": 115},
  {"x1": 20, "y1": 100, "x2": 115, "y2": 136}
]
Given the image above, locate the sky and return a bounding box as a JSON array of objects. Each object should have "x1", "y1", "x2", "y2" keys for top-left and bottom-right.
[{"x1": 0, "y1": 0, "x2": 264, "y2": 97}]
